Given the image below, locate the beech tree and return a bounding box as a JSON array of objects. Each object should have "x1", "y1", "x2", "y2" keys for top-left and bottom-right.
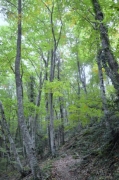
[
  {"x1": 91, "y1": 0, "x2": 119, "y2": 95},
  {"x1": 0, "y1": 101, "x2": 24, "y2": 175},
  {"x1": 0, "y1": 0, "x2": 119, "y2": 178},
  {"x1": 15, "y1": 0, "x2": 42, "y2": 179}
]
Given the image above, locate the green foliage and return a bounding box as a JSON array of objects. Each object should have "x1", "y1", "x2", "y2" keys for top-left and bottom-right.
[
  {"x1": 0, "y1": 158, "x2": 8, "y2": 172},
  {"x1": 0, "y1": 147, "x2": 7, "y2": 153},
  {"x1": 0, "y1": 1, "x2": 119, "y2": 173},
  {"x1": 44, "y1": 80, "x2": 65, "y2": 96},
  {"x1": 68, "y1": 90, "x2": 103, "y2": 127}
]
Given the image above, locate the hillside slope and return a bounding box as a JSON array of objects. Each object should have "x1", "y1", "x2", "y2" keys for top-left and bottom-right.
[
  {"x1": 45, "y1": 122, "x2": 119, "y2": 180},
  {"x1": 1, "y1": 121, "x2": 119, "y2": 180}
]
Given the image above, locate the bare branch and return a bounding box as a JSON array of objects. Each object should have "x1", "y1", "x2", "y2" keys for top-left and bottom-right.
[
  {"x1": 55, "y1": 3, "x2": 63, "y2": 49},
  {"x1": 5, "y1": 0, "x2": 17, "y2": 9},
  {"x1": 50, "y1": 2, "x2": 57, "y2": 49},
  {"x1": 41, "y1": 0, "x2": 51, "y2": 13}
]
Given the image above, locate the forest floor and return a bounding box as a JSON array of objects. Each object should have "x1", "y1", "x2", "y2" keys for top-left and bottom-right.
[
  {"x1": 46, "y1": 155, "x2": 81, "y2": 180},
  {"x1": 1, "y1": 122, "x2": 119, "y2": 180}
]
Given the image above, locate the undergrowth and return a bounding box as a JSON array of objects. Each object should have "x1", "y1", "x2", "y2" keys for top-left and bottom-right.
[{"x1": 1, "y1": 114, "x2": 119, "y2": 180}]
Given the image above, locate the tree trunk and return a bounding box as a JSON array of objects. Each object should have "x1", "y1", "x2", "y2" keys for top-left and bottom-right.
[
  {"x1": 41, "y1": 52, "x2": 51, "y2": 153},
  {"x1": 77, "y1": 59, "x2": 87, "y2": 94},
  {"x1": 33, "y1": 72, "x2": 44, "y2": 149},
  {"x1": 15, "y1": 0, "x2": 42, "y2": 179},
  {"x1": 0, "y1": 101, "x2": 24, "y2": 175},
  {"x1": 57, "y1": 57, "x2": 65, "y2": 145},
  {"x1": 59, "y1": 98, "x2": 65, "y2": 145},
  {"x1": 97, "y1": 51, "x2": 109, "y2": 128},
  {"x1": 49, "y1": 48, "x2": 56, "y2": 157},
  {"x1": 92, "y1": 0, "x2": 119, "y2": 97},
  {"x1": 49, "y1": 92, "x2": 55, "y2": 156}
]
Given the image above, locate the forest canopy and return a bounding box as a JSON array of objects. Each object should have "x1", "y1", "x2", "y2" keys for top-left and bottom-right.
[{"x1": 0, "y1": 0, "x2": 119, "y2": 179}]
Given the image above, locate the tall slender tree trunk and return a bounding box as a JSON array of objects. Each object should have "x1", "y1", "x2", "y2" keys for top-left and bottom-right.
[
  {"x1": 15, "y1": 0, "x2": 42, "y2": 179},
  {"x1": 97, "y1": 51, "x2": 109, "y2": 128},
  {"x1": 29, "y1": 73, "x2": 43, "y2": 149},
  {"x1": 77, "y1": 59, "x2": 87, "y2": 94},
  {"x1": 59, "y1": 97, "x2": 65, "y2": 145},
  {"x1": 42, "y1": 2, "x2": 62, "y2": 156},
  {"x1": 0, "y1": 101, "x2": 24, "y2": 175},
  {"x1": 27, "y1": 76, "x2": 36, "y2": 147},
  {"x1": 49, "y1": 49, "x2": 56, "y2": 157},
  {"x1": 41, "y1": 52, "x2": 51, "y2": 153},
  {"x1": 57, "y1": 57, "x2": 65, "y2": 145},
  {"x1": 49, "y1": 92, "x2": 55, "y2": 156}
]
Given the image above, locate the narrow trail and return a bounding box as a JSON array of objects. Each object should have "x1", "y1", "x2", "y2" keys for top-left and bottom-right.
[{"x1": 51, "y1": 155, "x2": 81, "y2": 180}]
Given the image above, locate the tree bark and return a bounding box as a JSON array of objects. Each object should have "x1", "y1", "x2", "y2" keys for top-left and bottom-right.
[
  {"x1": 49, "y1": 50, "x2": 55, "y2": 157},
  {"x1": 59, "y1": 98, "x2": 65, "y2": 145},
  {"x1": 92, "y1": 0, "x2": 119, "y2": 97},
  {"x1": 77, "y1": 57, "x2": 87, "y2": 94},
  {"x1": 33, "y1": 72, "x2": 44, "y2": 149},
  {"x1": 57, "y1": 57, "x2": 65, "y2": 145},
  {"x1": 0, "y1": 101, "x2": 24, "y2": 175},
  {"x1": 97, "y1": 51, "x2": 109, "y2": 128},
  {"x1": 15, "y1": 0, "x2": 42, "y2": 179}
]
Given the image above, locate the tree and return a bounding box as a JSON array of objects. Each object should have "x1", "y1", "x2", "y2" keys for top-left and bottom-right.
[
  {"x1": 15, "y1": 0, "x2": 42, "y2": 179},
  {"x1": 91, "y1": 0, "x2": 119, "y2": 98},
  {"x1": 0, "y1": 101, "x2": 24, "y2": 176},
  {"x1": 1, "y1": 0, "x2": 119, "y2": 177}
]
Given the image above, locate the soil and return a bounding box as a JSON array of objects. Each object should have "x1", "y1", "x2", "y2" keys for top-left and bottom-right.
[{"x1": 51, "y1": 155, "x2": 81, "y2": 180}]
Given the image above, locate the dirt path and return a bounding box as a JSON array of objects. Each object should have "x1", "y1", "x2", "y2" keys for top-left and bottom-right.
[{"x1": 51, "y1": 155, "x2": 81, "y2": 180}]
